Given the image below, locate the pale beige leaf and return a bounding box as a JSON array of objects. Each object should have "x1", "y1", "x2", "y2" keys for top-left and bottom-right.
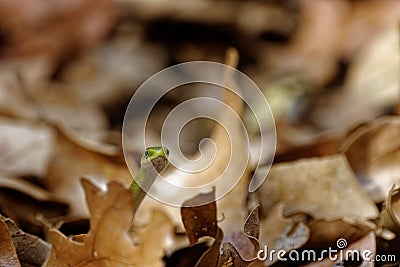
[{"x1": 257, "y1": 155, "x2": 378, "y2": 222}]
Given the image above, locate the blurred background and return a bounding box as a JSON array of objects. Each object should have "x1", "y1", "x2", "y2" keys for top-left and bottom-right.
[{"x1": 1, "y1": 0, "x2": 400, "y2": 266}]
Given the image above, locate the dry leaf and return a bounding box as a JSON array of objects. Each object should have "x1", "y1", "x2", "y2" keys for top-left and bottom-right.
[
  {"x1": 380, "y1": 186, "x2": 400, "y2": 235},
  {"x1": 253, "y1": 204, "x2": 310, "y2": 266},
  {"x1": 342, "y1": 116, "x2": 400, "y2": 202},
  {"x1": 181, "y1": 188, "x2": 218, "y2": 246},
  {"x1": 305, "y1": 232, "x2": 376, "y2": 267},
  {"x1": 256, "y1": 155, "x2": 379, "y2": 223},
  {"x1": 0, "y1": 218, "x2": 21, "y2": 267},
  {"x1": 46, "y1": 178, "x2": 173, "y2": 267},
  {"x1": 218, "y1": 207, "x2": 261, "y2": 267},
  {"x1": 0, "y1": 215, "x2": 51, "y2": 267},
  {"x1": 312, "y1": 26, "x2": 400, "y2": 130},
  {"x1": 0, "y1": 0, "x2": 115, "y2": 63},
  {"x1": 307, "y1": 219, "x2": 371, "y2": 250},
  {"x1": 0, "y1": 176, "x2": 69, "y2": 235},
  {"x1": 182, "y1": 190, "x2": 261, "y2": 267},
  {"x1": 0, "y1": 117, "x2": 53, "y2": 178},
  {"x1": 46, "y1": 126, "x2": 135, "y2": 216}
]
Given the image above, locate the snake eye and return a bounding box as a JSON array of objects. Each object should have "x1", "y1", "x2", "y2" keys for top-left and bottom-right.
[
  {"x1": 144, "y1": 150, "x2": 149, "y2": 158},
  {"x1": 165, "y1": 148, "x2": 169, "y2": 156}
]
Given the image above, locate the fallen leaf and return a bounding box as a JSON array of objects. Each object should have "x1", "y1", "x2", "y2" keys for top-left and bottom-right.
[
  {"x1": 46, "y1": 178, "x2": 173, "y2": 266},
  {"x1": 305, "y1": 232, "x2": 376, "y2": 267},
  {"x1": 181, "y1": 188, "x2": 218, "y2": 245},
  {"x1": 307, "y1": 219, "x2": 372, "y2": 249},
  {"x1": 0, "y1": 176, "x2": 69, "y2": 235},
  {"x1": 256, "y1": 155, "x2": 379, "y2": 223},
  {"x1": 182, "y1": 190, "x2": 261, "y2": 267},
  {"x1": 218, "y1": 242, "x2": 252, "y2": 267},
  {"x1": 1, "y1": 214, "x2": 51, "y2": 267},
  {"x1": 342, "y1": 116, "x2": 400, "y2": 202},
  {"x1": 180, "y1": 189, "x2": 224, "y2": 267},
  {"x1": 312, "y1": 26, "x2": 400, "y2": 130},
  {"x1": 0, "y1": 218, "x2": 21, "y2": 267},
  {"x1": 46, "y1": 125, "x2": 135, "y2": 216},
  {"x1": 0, "y1": 117, "x2": 53, "y2": 178},
  {"x1": 218, "y1": 207, "x2": 262, "y2": 267},
  {"x1": 0, "y1": 0, "x2": 115, "y2": 63},
  {"x1": 253, "y1": 204, "x2": 310, "y2": 266},
  {"x1": 380, "y1": 186, "x2": 400, "y2": 235}
]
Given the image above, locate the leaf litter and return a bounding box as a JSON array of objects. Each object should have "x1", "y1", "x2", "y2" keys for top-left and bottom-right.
[{"x1": 1, "y1": 0, "x2": 400, "y2": 266}]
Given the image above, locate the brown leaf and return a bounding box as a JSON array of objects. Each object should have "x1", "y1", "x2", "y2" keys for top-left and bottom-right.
[
  {"x1": 0, "y1": 0, "x2": 116, "y2": 63},
  {"x1": 305, "y1": 232, "x2": 376, "y2": 267},
  {"x1": 181, "y1": 188, "x2": 218, "y2": 245},
  {"x1": 256, "y1": 204, "x2": 310, "y2": 266},
  {"x1": 380, "y1": 186, "x2": 400, "y2": 235},
  {"x1": 0, "y1": 214, "x2": 50, "y2": 267},
  {"x1": 182, "y1": 192, "x2": 261, "y2": 267},
  {"x1": 46, "y1": 125, "x2": 135, "y2": 216},
  {"x1": 45, "y1": 178, "x2": 173, "y2": 267},
  {"x1": 0, "y1": 176, "x2": 69, "y2": 234},
  {"x1": 0, "y1": 117, "x2": 53, "y2": 177},
  {"x1": 218, "y1": 242, "x2": 253, "y2": 267},
  {"x1": 307, "y1": 219, "x2": 372, "y2": 249},
  {"x1": 0, "y1": 218, "x2": 21, "y2": 267},
  {"x1": 256, "y1": 155, "x2": 379, "y2": 222},
  {"x1": 342, "y1": 116, "x2": 400, "y2": 202},
  {"x1": 196, "y1": 227, "x2": 224, "y2": 267}
]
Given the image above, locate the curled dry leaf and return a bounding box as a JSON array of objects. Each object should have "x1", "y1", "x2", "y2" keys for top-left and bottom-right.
[
  {"x1": 312, "y1": 26, "x2": 400, "y2": 130},
  {"x1": 380, "y1": 186, "x2": 400, "y2": 235},
  {"x1": 218, "y1": 207, "x2": 261, "y2": 267},
  {"x1": 46, "y1": 178, "x2": 173, "y2": 267},
  {"x1": 181, "y1": 188, "x2": 218, "y2": 246},
  {"x1": 305, "y1": 232, "x2": 376, "y2": 267},
  {"x1": 46, "y1": 125, "x2": 135, "y2": 216},
  {"x1": 0, "y1": 215, "x2": 50, "y2": 267},
  {"x1": 0, "y1": 218, "x2": 20, "y2": 267},
  {"x1": 307, "y1": 219, "x2": 371, "y2": 249},
  {"x1": 342, "y1": 116, "x2": 400, "y2": 202},
  {"x1": 0, "y1": 176, "x2": 69, "y2": 235},
  {"x1": 0, "y1": 117, "x2": 53, "y2": 178},
  {"x1": 181, "y1": 189, "x2": 261, "y2": 267},
  {"x1": 251, "y1": 204, "x2": 310, "y2": 266},
  {"x1": 256, "y1": 155, "x2": 378, "y2": 223}
]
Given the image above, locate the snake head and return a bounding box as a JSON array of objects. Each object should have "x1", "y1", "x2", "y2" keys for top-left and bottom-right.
[{"x1": 141, "y1": 146, "x2": 169, "y2": 173}]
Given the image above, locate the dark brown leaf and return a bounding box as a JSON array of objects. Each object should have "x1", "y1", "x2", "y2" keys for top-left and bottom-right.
[{"x1": 181, "y1": 188, "x2": 218, "y2": 245}]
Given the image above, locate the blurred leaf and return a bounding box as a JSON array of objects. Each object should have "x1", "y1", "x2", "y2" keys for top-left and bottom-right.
[
  {"x1": 46, "y1": 178, "x2": 173, "y2": 266},
  {"x1": 0, "y1": 117, "x2": 53, "y2": 177},
  {"x1": 305, "y1": 232, "x2": 376, "y2": 267},
  {"x1": 46, "y1": 125, "x2": 135, "y2": 216},
  {"x1": 0, "y1": 0, "x2": 115, "y2": 63},
  {"x1": 0, "y1": 215, "x2": 50, "y2": 267},
  {"x1": 256, "y1": 155, "x2": 379, "y2": 222},
  {"x1": 380, "y1": 186, "x2": 400, "y2": 235},
  {"x1": 307, "y1": 219, "x2": 371, "y2": 249},
  {"x1": 342, "y1": 116, "x2": 400, "y2": 202},
  {"x1": 255, "y1": 204, "x2": 310, "y2": 266}
]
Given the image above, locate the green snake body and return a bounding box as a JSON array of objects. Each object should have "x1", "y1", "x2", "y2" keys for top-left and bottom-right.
[{"x1": 130, "y1": 146, "x2": 169, "y2": 215}]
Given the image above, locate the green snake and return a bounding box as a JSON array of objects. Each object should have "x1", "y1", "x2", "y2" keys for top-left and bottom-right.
[{"x1": 130, "y1": 146, "x2": 169, "y2": 216}]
